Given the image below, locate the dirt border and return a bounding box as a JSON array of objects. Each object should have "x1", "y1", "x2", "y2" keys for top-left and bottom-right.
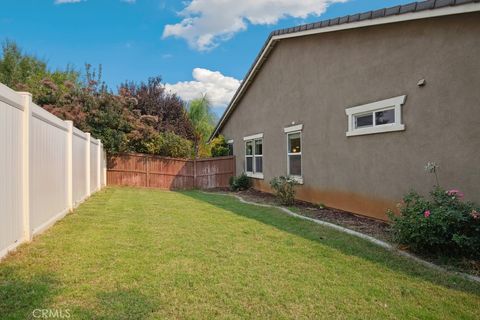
[{"x1": 237, "y1": 189, "x2": 391, "y2": 241}]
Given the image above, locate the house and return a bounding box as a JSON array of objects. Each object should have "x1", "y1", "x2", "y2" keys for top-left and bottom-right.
[{"x1": 210, "y1": 0, "x2": 480, "y2": 220}]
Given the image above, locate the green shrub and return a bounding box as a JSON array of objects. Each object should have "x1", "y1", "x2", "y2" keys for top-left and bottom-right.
[
  {"x1": 229, "y1": 173, "x2": 252, "y2": 191},
  {"x1": 270, "y1": 176, "x2": 299, "y2": 206},
  {"x1": 388, "y1": 187, "x2": 480, "y2": 258},
  {"x1": 210, "y1": 135, "x2": 230, "y2": 157},
  {"x1": 157, "y1": 131, "x2": 193, "y2": 158},
  {"x1": 228, "y1": 176, "x2": 235, "y2": 189}
]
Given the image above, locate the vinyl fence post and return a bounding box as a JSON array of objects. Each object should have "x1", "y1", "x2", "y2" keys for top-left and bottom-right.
[
  {"x1": 85, "y1": 133, "x2": 91, "y2": 197},
  {"x1": 65, "y1": 120, "x2": 73, "y2": 211},
  {"x1": 18, "y1": 92, "x2": 32, "y2": 242},
  {"x1": 97, "y1": 140, "x2": 102, "y2": 191},
  {"x1": 103, "y1": 150, "x2": 107, "y2": 187}
]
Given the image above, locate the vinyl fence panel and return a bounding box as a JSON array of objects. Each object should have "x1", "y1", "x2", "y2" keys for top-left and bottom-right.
[
  {"x1": 29, "y1": 104, "x2": 69, "y2": 235},
  {"x1": 0, "y1": 82, "x2": 106, "y2": 260},
  {"x1": 90, "y1": 138, "x2": 99, "y2": 193},
  {"x1": 72, "y1": 127, "x2": 88, "y2": 205},
  {"x1": 0, "y1": 85, "x2": 24, "y2": 258},
  {"x1": 101, "y1": 150, "x2": 107, "y2": 187}
]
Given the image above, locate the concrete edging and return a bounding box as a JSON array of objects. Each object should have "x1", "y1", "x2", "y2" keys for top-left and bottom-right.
[{"x1": 205, "y1": 191, "x2": 480, "y2": 284}]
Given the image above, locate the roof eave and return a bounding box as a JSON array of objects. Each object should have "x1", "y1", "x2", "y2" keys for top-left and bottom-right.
[{"x1": 209, "y1": 1, "x2": 480, "y2": 141}]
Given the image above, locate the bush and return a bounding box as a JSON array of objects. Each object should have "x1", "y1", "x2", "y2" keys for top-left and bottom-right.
[
  {"x1": 229, "y1": 173, "x2": 252, "y2": 191},
  {"x1": 158, "y1": 131, "x2": 193, "y2": 158},
  {"x1": 141, "y1": 131, "x2": 192, "y2": 158},
  {"x1": 270, "y1": 176, "x2": 299, "y2": 206},
  {"x1": 210, "y1": 135, "x2": 230, "y2": 157},
  {"x1": 388, "y1": 187, "x2": 480, "y2": 258}
]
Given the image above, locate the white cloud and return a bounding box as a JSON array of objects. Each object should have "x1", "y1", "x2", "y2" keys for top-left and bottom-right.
[
  {"x1": 165, "y1": 68, "x2": 241, "y2": 108},
  {"x1": 163, "y1": 0, "x2": 347, "y2": 51},
  {"x1": 54, "y1": 0, "x2": 84, "y2": 4}
]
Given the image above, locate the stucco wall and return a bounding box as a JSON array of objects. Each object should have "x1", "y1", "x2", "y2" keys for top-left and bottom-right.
[{"x1": 219, "y1": 12, "x2": 480, "y2": 220}]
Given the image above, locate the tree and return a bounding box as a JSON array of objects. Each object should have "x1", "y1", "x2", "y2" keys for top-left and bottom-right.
[
  {"x1": 0, "y1": 40, "x2": 80, "y2": 102},
  {"x1": 119, "y1": 77, "x2": 194, "y2": 140},
  {"x1": 210, "y1": 135, "x2": 230, "y2": 157},
  {"x1": 157, "y1": 131, "x2": 193, "y2": 158},
  {"x1": 187, "y1": 96, "x2": 216, "y2": 158},
  {"x1": 0, "y1": 40, "x2": 48, "y2": 90},
  {"x1": 45, "y1": 64, "x2": 140, "y2": 154},
  {"x1": 0, "y1": 41, "x2": 198, "y2": 158}
]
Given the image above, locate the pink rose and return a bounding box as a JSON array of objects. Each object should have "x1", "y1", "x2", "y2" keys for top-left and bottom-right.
[
  {"x1": 446, "y1": 189, "x2": 464, "y2": 199},
  {"x1": 471, "y1": 210, "x2": 480, "y2": 220},
  {"x1": 424, "y1": 210, "x2": 431, "y2": 218}
]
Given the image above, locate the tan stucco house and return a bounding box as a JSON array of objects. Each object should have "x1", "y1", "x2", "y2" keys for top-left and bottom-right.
[{"x1": 211, "y1": 0, "x2": 480, "y2": 220}]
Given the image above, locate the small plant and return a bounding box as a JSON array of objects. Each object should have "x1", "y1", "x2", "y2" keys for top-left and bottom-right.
[
  {"x1": 317, "y1": 203, "x2": 326, "y2": 210},
  {"x1": 270, "y1": 176, "x2": 299, "y2": 206},
  {"x1": 229, "y1": 173, "x2": 252, "y2": 191},
  {"x1": 388, "y1": 186, "x2": 480, "y2": 259},
  {"x1": 228, "y1": 176, "x2": 235, "y2": 189},
  {"x1": 424, "y1": 161, "x2": 440, "y2": 186}
]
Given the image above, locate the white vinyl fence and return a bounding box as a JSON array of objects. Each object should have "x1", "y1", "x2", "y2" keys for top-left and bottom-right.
[{"x1": 0, "y1": 82, "x2": 107, "y2": 259}]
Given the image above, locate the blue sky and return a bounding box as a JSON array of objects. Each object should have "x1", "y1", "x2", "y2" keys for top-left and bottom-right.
[{"x1": 0, "y1": 0, "x2": 412, "y2": 115}]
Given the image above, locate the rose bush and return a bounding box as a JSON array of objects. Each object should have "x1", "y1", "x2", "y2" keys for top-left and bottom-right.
[{"x1": 388, "y1": 187, "x2": 480, "y2": 258}]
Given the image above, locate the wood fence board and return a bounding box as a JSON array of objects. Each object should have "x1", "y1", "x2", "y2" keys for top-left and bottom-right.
[{"x1": 107, "y1": 153, "x2": 234, "y2": 190}]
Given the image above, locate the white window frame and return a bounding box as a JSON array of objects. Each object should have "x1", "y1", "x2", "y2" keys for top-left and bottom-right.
[
  {"x1": 285, "y1": 125, "x2": 303, "y2": 184},
  {"x1": 345, "y1": 95, "x2": 406, "y2": 137},
  {"x1": 227, "y1": 139, "x2": 234, "y2": 156},
  {"x1": 243, "y1": 133, "x2": 264, "y2": 179}
]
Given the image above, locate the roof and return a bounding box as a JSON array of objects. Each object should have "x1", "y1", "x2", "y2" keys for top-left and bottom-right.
[{"x1": 210, "y1": 0, "x2": 480, "y2": 141}]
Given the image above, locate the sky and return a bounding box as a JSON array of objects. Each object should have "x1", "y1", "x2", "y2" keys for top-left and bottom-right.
[{"x1": 0, "y1": 0, "x2": 413, "y2": 116}]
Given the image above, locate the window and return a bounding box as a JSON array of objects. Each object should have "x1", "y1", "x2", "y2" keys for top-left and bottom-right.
[
  {"x1": 354, "y1": 108, "x2": 396, "y2": 129},
  {"x1": 245, "y1": 141, "x2": 253, "y2": 172},
  {"x1": 346, "y1": 95, "x2": 406, "y2": 137},
  {"x1": 354, "y1": 113, "x2": 373, "y2": 128},
  {"x1": 255, "y1": 139, "x2": 263, "y2": 173},
  {"x1": 227, "y1": 139, "x2": 234, "y2": 156},
  {"x1": 284, "y1": 124, "x2": 303, "y2": 183},
  {"x1": 243, "y1": 133, "x2": 263, "y2": 179}
]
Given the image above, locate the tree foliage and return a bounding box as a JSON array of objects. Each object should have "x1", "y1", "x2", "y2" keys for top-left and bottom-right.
[
  {"x1": 0, "y1": 41, "x2": 199, "y2": 158},
  {"x1": 120, "y1": 77, "x2": 194, "y2": 140},
  {"x1": 0, "y1": 40, "x2": 80, "y2": 102},
  {"x1": 187, "y1": 96, "x2": 216, "y2": 158},
  {"x1": 210, "y1": 135, "x2": 230, "y2": 157}
]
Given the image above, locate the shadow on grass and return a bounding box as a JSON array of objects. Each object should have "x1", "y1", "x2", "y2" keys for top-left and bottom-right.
[
  {"x1": 0, "y1": 263, "x2": 157, "y2": 319},
  {"x1": 181, "y1": 190, "x2": 480, "y2": 296},
  {"x1": 72, "y1": 288, "x2": 157, "y2": 320},
  {"x1": 0, "y1": 266, "x2": 59, "y2": 319}
]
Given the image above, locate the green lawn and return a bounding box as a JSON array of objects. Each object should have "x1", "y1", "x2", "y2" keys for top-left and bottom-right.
[{"x1": 1, "y1": 187, "x2": 479, "y2": 319}]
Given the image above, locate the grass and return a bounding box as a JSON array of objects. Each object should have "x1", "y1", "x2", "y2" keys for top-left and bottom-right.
[{"x1": 0, "y1": 187, "x2": 479, "y2": 319}]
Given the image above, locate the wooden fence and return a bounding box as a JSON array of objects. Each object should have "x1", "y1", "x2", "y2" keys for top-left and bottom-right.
[{"x1": 107, "y1": 153, "x2": 235, "y2": 190}]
